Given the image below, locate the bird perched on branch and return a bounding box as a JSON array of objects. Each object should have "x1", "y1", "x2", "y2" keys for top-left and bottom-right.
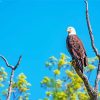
[{"x1": 66, "y1": 26, "x2": 88, "y2": 73}]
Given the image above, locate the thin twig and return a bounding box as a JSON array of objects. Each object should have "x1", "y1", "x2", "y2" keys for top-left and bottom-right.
[
  {"x1": 85, "y1": 0, "x2": 99, "y2": 56},
  {"x1": 14, "y1": 56, "x2": 22, "y2": 70},
  {"x1": 84, "y1": 0, "x2": 100, "y2": 93},
  {"x1": 0, "y1": 55, "x2": 14, "y2": 69}
]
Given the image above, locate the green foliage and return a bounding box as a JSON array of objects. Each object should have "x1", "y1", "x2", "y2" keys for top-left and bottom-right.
[
  {"x1": 0, "y1": 67, "x2": 8, "y2": 97},
  {"x1": 12, "y1": 73, "x2": 31, "y2": 92},
  {"x1": 11, "y1": 73, "x2": 31, "y2": 99},
  {"x1": 0, "y1": 67, "x2": 7, "y2": 87},
  {"x1": 0, "y1": 67, "x2": 31, "y2": 100},
  {"x1": 87, "y1": 64, "x2": 96, "y2": 71},
  {"x1": 41, "y1": 53, "x2": 99, "y2": 100}
]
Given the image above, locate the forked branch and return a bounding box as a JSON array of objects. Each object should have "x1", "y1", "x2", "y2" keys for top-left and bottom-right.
[{"x1": 0, "y1": 55, "x2": 22, "y2": 100}]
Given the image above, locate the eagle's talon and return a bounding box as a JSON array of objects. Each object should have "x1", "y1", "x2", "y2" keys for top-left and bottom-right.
[{"x1": 70, "y1": 60, "x2": 76, "y2": 67}]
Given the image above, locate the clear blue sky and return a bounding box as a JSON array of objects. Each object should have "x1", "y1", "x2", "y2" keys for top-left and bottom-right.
[{"x1": 0, "y1": 0, "x2": 100, "y2": 99}]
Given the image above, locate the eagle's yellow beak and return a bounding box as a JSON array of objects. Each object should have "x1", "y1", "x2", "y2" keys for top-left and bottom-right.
[{"x1": 67, "y1": 28, "x2": 71, "y2": 33}]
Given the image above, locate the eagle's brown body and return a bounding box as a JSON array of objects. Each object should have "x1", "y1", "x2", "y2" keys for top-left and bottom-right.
[{"x1": 66, "y1": 35, "x2": 88, "y2": 73}]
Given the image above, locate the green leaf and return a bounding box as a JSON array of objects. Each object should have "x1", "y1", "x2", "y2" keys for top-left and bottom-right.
[{"x1": 88, "y1": 64, "x2": 96, "y2": 70}]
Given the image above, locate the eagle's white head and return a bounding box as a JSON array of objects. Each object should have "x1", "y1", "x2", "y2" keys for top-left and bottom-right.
[{"x1": 67, "y1": 26, "x2": 76, "y2": 35}]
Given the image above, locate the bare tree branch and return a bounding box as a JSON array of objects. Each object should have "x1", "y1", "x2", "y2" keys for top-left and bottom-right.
[
  {"x1": 6, "y1": 69, "x2": 15, "y2": 100},
  {"x1": 84, "y1": 0, "x2": 100, "y2": 93},
  {"x1": 72, "y1": 61, "x2": 97, "y2": 100},
  {"x1": 0, "y1": 55, "x2": 22, "y2": 100},
  {"x1": 84, "y1": 0, "x2": 99, "y2": 56},
  {"x1": 0, "y1": 55, "x2": 14, "y2": 69},
  {"x1": 95, "y1": 60, "x2": 100, "y2": 91},
  {"x1": 14, "y1": 56, "x2": 22, "y2": 70}
]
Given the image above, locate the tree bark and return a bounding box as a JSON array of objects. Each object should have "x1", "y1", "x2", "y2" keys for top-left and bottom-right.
[{"x1": 6, "y1": 69, "x2": 14, "y2": 100}]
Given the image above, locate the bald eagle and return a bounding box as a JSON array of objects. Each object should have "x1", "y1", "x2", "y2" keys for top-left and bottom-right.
[{"x1": 66, "y1": 27, "x2": 88, "y2": 73}]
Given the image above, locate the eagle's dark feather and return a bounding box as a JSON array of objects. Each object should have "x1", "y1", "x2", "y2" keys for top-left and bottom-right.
[{"x1": 66, "y1": 35, "x2": 88, "y2": 73}]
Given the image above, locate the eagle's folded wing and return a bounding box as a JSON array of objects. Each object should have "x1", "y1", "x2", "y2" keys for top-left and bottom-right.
[{"x1": 67, "y1": 36, "x2": 86, "y2": 60}]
